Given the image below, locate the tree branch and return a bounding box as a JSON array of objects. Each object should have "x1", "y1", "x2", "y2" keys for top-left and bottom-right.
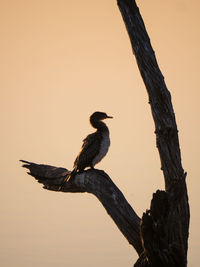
[
  {"x1": 20, "y1": 160, "x2": 143, "y2": 255},
  {"x1": 117, "y1": 0, "x2": 190, "y2": 265},
  {"x1": 117, "y1": 0, "x2": 184, "y2": 189}
]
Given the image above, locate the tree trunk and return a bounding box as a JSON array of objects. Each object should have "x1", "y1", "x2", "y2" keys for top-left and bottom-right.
[
  {"x1": 20, "y1": 1, "x2": 190, "y2": 266},
  {"x1": 117, "y1": 0, "x2": 189, "y2": 266}
]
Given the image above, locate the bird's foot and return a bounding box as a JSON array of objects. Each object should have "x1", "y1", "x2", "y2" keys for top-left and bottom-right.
[{"x1": 90, "y1": 166, "x2": 95, "y2": 170}]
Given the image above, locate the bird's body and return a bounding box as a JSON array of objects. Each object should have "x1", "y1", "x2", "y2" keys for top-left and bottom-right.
[
  {"x1": 91, "y1": 130, "x2": 110, "y2": 167},
  {"x1": 68, "y1": 112, "x2": 113, "y2": 181}
]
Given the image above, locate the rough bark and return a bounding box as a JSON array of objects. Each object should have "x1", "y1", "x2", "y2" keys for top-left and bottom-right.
[
  {"x1": 20, "y1": 1, "x2": 190, "y2": 266},
  {"x1": 117, "y1": 0, "x2": 189, "y2": 266},
  {"x1": 20, "y1": 160, "x2": 143, "y2": 255}
]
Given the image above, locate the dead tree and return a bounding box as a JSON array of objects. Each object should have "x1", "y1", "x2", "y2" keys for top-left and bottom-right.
[{"x1": 20, "y1": 1, "x2": 190, "y2": 266}]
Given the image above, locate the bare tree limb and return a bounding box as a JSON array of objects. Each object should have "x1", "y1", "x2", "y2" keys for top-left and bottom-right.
[
  {"x1": 117, "y1": 0, "x2": 184, "y2": 188},
  {"x1": 20, "y1": 160, "x2": 143, "y2": 255},
  {"x1": 117, "y1": 0, "x2": 190, "y2": 265}
]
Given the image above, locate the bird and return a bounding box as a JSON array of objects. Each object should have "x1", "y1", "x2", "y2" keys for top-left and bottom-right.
[{"x1": 61, "y1": 111, "x2": 113, "y2": 187}]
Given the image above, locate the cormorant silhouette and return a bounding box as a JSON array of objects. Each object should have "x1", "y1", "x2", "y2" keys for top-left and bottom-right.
[{"x1": 63, "y1": 111, "x2": 113, "y2": 186}]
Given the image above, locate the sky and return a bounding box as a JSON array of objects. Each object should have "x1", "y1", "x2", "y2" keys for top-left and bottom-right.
[{"x1": 1, "y1": 0, "x2": 200, "y2": 266}]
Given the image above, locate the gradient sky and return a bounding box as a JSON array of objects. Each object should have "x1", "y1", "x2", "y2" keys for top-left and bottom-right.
[{"x1": 1, "y1": 0, "x2": 199, "y2": 266}]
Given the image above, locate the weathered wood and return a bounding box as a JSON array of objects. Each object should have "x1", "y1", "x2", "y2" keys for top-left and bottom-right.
[
  {"x1": 135, "y1": 190, "x2": 185, "y2": 267},
  {"x1": 117, "y1": 0, "x2": 189, "y2": 266},
  {"x1": 20, "y1": 160, "x2": 143, "y2": 255}
]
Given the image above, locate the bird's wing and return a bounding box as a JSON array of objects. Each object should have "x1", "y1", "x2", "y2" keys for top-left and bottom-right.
[
  {"x1": 20, "y1": 160, "x2": 69, "y2": 190},
  {"x1": 74, "y1": 132, "x2": 102, "y2": 171}
]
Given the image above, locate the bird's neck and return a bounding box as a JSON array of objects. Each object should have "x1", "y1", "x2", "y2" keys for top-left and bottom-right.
[{"x1": 90, "y1": 119, "x2": 108, "y2": 132}]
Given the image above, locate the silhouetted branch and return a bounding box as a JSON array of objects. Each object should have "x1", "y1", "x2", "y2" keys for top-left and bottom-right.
[
  {"x1": 117, "y1": 0, "x2": 189, "y2": 266},
  {"x1": 20, "y1": 160, "x2": 143, "y2": 255},
  {"x1": 117, "y1": 0, "x2": 184, "y2": 188}
]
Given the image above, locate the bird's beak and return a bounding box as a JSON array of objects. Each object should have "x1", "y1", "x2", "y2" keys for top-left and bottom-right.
[{"x1": 106, "y1": 115, "x2": 113, "y2": 119}]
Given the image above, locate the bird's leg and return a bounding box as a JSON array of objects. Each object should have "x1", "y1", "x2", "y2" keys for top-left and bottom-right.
[{"x1": 90, "y1": 165, "x2": 95, "y2": 170}]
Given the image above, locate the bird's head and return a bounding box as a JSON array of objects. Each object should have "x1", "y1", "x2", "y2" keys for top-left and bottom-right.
[{"x1": 90, "y1": 111, "x2": 113, "y2": 122}]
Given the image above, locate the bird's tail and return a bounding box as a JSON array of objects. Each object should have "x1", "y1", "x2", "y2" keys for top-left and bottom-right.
[
  {"x1": 67, "y1": 168, "x2": 77, "y2": 181},
  {"x1": 58, "y1": 168, "x2": 77, "y2": 190}
]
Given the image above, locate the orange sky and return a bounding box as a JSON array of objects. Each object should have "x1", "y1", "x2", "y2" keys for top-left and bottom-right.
[{"x1": 1, "y1": 0, "x2": 200, "y2": 266}]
